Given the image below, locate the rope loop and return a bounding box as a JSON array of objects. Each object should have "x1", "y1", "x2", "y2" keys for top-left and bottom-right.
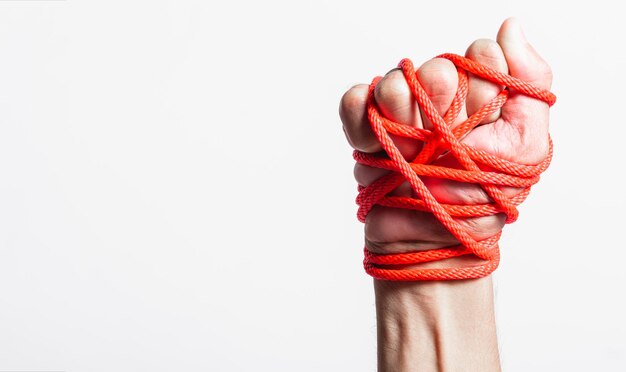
[{"x1": 355, "y1": 54, "x2": 556, "y2": 281}]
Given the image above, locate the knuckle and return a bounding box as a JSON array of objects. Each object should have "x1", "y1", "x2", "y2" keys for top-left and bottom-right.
[
  {"x1": 339, "y1": 84, "x2": 368, "y2": 121},
  {"x1": 374, "y1": 69, "x2": 409, "y2": 103},
  {"x1": 417, "y1": 58, "x2": 458, "y2": 99},
  {"x1": 467, "y1": 39, "x2": 505, "y2": 65}
]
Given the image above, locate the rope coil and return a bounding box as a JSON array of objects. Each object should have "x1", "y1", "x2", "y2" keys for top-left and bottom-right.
[{"x1": 355, "y1": 54, "x2": 556, "y2": 281}]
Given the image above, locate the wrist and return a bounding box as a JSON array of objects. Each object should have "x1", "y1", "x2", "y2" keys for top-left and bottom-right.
[{"x1": 374, "y1": 273, "x2": 500, "y2": 372}]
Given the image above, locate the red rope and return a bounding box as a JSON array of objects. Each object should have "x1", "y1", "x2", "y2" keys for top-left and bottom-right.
[{"x1": 355, "y1": 54, "x2": 556, "y2": 281}]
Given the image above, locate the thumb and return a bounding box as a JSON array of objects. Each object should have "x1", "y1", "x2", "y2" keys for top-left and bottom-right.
[{"x1": 497, "y1": 17, "x2": 553, "y2": 90}]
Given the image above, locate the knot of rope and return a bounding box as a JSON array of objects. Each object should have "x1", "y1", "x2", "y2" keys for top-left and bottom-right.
[{"x1": 354, "y1": 54, "x2": 556, "y2": 281}]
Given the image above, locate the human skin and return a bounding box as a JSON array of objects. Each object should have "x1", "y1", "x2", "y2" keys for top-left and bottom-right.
[{"x1": 339, "y1": 18, "x2": 553, "y2": 372}]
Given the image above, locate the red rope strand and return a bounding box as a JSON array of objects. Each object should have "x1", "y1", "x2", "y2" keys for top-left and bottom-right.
[{"x1": 355, "y1": 54, "x2": 556, "y2": 281}]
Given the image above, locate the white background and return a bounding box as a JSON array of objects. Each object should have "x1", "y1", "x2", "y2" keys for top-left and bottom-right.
[{"x1": 0, "y1": 1, "x2": 624, "y2": 371}]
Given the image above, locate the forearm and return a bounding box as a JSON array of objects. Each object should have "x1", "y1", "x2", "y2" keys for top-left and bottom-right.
[{"x1": 375, "y1": 275, "x2": 501, "y2": 372}]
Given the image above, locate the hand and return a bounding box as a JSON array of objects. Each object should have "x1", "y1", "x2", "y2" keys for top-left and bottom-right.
[{"x1": 339, "y1": 18, "x2": 553, "y2": 263}]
